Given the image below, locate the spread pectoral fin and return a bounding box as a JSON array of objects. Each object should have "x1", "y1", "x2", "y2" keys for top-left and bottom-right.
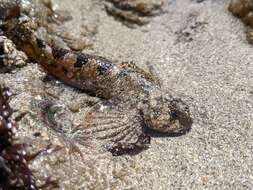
[{"x1": 83, "y1": 101, "x2": 150, "y2": 156}]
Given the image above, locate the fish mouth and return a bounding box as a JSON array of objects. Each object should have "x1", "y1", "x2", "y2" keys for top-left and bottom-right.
[
  {"x1": 161, "y1": 123, "x2": 192, "y2": 136},
  {"x1": 168, "y1": 124, "x2": 192, "y2": 136},
  {"x1": 146, "y1": 125, "x2": 191, "y2": 137},
  {"x1": 144, "y1": 117, "x2": 193, "y2": 137}
]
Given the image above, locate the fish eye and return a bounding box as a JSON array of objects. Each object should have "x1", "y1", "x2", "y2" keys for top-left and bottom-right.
[{"x1": 170, "y1": 111, "x2": 178, "y2": 119}]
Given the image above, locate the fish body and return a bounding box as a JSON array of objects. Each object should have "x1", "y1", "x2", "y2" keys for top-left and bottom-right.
[{"x1": 0, "y1": 0, "x2": 192, "y2": 155}]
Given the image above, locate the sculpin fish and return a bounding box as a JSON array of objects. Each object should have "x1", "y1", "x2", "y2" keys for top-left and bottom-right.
[{"x1": 0, "y1": 0, "x2": 192, "y2": 156}]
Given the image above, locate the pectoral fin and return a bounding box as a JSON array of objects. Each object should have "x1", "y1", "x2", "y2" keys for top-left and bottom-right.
[{"x1": 83, "y1": 101, "x2": 150, "y2": 156}]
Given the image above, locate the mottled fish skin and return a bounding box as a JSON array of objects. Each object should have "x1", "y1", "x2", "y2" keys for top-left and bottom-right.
[{"x1": 0, "y1": 0, "x2": 193, "y2": 155}]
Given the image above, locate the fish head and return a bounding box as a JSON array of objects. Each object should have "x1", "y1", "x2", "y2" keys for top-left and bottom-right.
[{"x1": 143, "y1": 92, "x2": 192, "y2": 134}]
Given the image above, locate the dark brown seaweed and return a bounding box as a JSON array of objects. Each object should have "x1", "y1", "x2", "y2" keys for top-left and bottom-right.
[{"x1": 0, "y1": 85, "x2": 38, "y2": 190}]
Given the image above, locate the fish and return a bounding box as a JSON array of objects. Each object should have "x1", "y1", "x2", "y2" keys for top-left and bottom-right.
[{"x1": 0, "y1": 0, "x2": 193, "y2": 156}]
